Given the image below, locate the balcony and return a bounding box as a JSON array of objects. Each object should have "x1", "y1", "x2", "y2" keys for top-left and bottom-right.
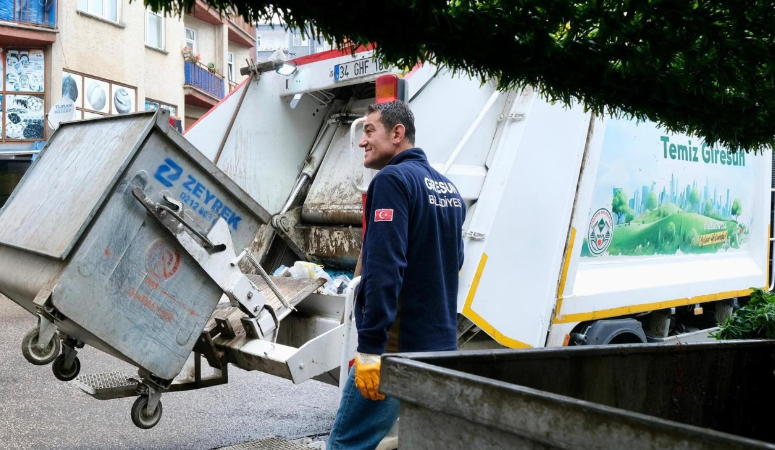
[
  {"x1": 0, "y1": 0, "x2": 57, "y2": 45},
  {"x1": 184, "y1": 61, "x2": 225, "y2": 108},
  {"x1": 190, "y1": 0, "x2": 221, "y2": 25},
  {"x1": 227, "y1": 14, "x2": 255, "y2": 48}
]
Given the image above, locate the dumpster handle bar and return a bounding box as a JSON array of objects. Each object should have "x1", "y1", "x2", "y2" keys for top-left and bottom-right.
[
  {"x1": 132, "y1": 187, "x2": 225, "y2": 253},
  {"x1": 233, "y1": 249, "x2": 295, "y2": 312}
]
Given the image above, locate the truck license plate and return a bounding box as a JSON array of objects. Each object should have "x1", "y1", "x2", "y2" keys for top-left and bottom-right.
[{"x1": 333, "y1": 58, "x2": 390, "y2": 82}]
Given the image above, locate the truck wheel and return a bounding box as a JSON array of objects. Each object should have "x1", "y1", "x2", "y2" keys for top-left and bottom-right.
[
  {"x1": 131, "y1": 395, "x2": 163, "y2": 429},
  {"x1": 21, "y1": 328, "x2": 60, "y2": 365},
  {"x1": 52, "y1": 354, "x2": 80, "y2": 381}
]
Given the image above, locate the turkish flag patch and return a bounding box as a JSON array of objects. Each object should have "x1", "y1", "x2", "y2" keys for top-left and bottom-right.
[{"x1": 374, "y1": 209, "x2": 394, "y2": 222}]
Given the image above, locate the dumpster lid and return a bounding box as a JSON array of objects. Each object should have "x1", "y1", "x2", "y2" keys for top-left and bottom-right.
[{"x1": 0, "y1": 113, "x2": 158, "y2": 259}]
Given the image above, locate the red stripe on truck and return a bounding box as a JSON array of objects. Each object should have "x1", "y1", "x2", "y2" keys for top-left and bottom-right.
[
  {"x1": 291, "y1": 44, "x2": 375, "y2": 66},
  {"x1": 183, "y1": 77, "x2": 251, "y2": 135}
]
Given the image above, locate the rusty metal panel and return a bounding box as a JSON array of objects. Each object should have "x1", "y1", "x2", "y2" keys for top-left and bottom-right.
[
  {"x1": 301, "y1": 225, "x2": 360, "y2": 269},
  {"x1": 0, "y1": 113, "x2": 155, "y2": 260},
  {"x1": 302, "y1": 124, "x2": 366, "y2": 225}
]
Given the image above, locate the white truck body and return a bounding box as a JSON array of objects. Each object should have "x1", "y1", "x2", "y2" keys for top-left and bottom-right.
[{"x1": 185, "y1": 47, "x2": 772, "y2": 352}]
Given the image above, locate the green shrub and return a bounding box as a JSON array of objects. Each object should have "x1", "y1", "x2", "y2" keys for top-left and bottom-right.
[{"x1": 713, "y1": 289, "x2": 775, "y2": 340}]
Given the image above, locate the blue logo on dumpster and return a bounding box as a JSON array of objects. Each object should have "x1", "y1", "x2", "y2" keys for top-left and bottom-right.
[
  {"x1": 154, "y1": 158, "x2": 183, "y2": 187},
  {"x1": 154, "y1": 158, "x2": 243, "y2": 231}
]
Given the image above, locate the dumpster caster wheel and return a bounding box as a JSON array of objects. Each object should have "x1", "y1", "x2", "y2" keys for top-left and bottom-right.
[
  {"x1": 131, "y1": 395, "x2": 163, "y2": 429},
  {"x1": 21, "y1": 328, "x2": 60, "y2": 365},
  {"x1": 51, "y1": 354, "x2": 80, "y2": 381}
]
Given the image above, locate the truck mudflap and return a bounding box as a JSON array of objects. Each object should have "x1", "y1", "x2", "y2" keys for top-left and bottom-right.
[{"x1": 574, "y1": 318, "x2": 648, "y2": 345}]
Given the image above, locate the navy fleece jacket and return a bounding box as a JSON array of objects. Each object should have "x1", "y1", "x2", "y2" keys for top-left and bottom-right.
[{"x1": 355, "y1": 148, "x2": 466, "y2": 354}]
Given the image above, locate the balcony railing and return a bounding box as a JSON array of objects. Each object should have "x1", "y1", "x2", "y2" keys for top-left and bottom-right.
[
  {"x1": 0, "y1": 0, "x2": 57, "y2": 28},
  {"x1": 184, "y1": 61, "x2": 225, "y2": 100}
]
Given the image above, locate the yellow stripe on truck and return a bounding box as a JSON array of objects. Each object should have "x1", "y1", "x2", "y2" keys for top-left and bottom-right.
[
  {"x1": 462, "y1": 253, "x2": 533, "y2": 349},
  {"x1": 553, "y1": 227, "x2": 576, "y2": 321},
  {"x1": 553, "y1": 289, "x2": 753, "y2": 324}
]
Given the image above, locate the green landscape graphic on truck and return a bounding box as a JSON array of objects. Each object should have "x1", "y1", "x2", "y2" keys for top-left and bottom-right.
[{"x1": 581, "y1": 119, "x2": 756, "y2": 258}]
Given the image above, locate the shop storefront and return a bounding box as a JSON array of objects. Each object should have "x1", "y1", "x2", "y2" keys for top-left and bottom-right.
[
  {"x1": 0, "y1": 144, "x2": 42, "y2": 207},
  {"x1": 0, "y1": 46, "x2": 48, "y2": 208}
]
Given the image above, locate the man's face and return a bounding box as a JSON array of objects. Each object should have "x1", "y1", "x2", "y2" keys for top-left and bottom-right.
[{"x1": 359, "y1": 111, "x2": 400, "y2": 170}]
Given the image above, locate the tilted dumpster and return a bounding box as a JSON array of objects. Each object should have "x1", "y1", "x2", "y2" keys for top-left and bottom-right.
[
  {"x1": 0, "y1": 110, "x2": 276, "y2": 427},
  {"x1": 381, "y1": 340, "x2": 775, "y2": 450}
]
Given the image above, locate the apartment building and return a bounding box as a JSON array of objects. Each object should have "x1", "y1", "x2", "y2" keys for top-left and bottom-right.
[
  {"x1": 182, "y1": 3, "x2": 255, "y2": 128},
  {"x1": 0, "y1": 0, "x2": 255, "y2": 207},
  {"x1": 256, "y1": 22, "x2": 333, "y2": 61}
]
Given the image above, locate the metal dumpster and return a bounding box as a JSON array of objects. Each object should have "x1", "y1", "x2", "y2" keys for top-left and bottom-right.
[
  {"x1": 0, "y1": 110, "x2": 272, "y2": 426},
  {"x1": 381, "y1": 341, "x2": 775, "y2": 450}
]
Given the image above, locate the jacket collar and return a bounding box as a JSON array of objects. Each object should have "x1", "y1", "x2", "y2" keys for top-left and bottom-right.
[{"x1": 386, "y1": 148, "x2": 427, "y2": 166}]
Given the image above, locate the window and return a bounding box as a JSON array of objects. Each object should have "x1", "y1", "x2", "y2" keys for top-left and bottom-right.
[
  {"x1": 227, "y1": 53, "x2": 234, "y2": 82},
  {"x1": 77, "y1": 0, "x2": 118, "y2": 22},
  {"x1": 2, "y1": 49, "x2": 46, "y2": 141},
  {"x1": 62, "y1": 70, "x2": 137, "y2": 119},
  {"x1": 146, "y1": 10, "x2": 164, "y2": 49},
  {"x1": 185, "y1": 28, "x2": 197, "y2": 53},
  {"x1": 292, "y1": 31, "x2": 301, "y2": 47}
]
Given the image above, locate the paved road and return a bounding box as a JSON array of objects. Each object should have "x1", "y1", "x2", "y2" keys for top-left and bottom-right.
[{"x1": 0, "y1": 296, "x2": 339, "y2": 450}]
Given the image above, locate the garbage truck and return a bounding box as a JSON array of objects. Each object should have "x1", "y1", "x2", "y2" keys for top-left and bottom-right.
[
  {"x1": 0, "y1": 46, "x2": 771, "y2": 429},
  {"x1": 184, "y1": 46, "x2": 772, "y2": 351}
]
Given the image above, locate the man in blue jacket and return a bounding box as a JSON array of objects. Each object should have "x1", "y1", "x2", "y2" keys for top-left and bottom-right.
[{"x1": 327, "y1": 100, "x2": 465, "y2": 450}]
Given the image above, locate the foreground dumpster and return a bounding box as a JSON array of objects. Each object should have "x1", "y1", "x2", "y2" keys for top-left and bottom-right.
[
  {"x1": 381, "y1": 341, "x2": 775, "y2": 450},
  {"x1": 0, "y1": 110, "x2": 278, "y2": 427}
]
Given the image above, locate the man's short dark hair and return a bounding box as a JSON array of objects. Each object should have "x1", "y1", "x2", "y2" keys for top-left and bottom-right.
[{"x1": 367, "y1": 100, "x2": 415, "y2": 145}]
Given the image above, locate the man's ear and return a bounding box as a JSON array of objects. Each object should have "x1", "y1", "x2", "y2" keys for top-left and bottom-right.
[{"x1": 392, "y1": 124, "x2": 406, "y2": 144}]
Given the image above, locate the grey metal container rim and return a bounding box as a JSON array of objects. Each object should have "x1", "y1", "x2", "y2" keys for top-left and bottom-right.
[
  {"x1": 388, "y1": 339, "x2": 775, "y2": 362},
  {"x1": 0, "y1": 110, "x2": 271, "y2": 260},
  {"x1": 381, "y1": 340, "x2": 775, "y2": 450}
]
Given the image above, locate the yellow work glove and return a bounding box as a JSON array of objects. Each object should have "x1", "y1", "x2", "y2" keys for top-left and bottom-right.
[{"x1": 354, "y1": 352, "x2": 384, "y2": 401}]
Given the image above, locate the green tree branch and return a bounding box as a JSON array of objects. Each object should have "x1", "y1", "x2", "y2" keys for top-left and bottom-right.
[{"x1": 148, "y1": 0, "x2": 775, "y2": 151}]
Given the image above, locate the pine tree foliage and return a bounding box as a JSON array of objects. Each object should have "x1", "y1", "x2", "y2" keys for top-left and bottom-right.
[{"x1": 146, "y1": 0, "x2": 775, "y2": 151}]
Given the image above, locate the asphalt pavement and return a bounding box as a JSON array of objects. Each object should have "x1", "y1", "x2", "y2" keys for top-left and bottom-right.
[{"x1": 0, "y1": 296, "x2": 339, "y2": 450}]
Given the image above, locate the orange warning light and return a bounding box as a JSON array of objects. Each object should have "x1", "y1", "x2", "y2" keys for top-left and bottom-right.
[{"x1": 375, "y1": 74, "x2": 407, "y2": 103}]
